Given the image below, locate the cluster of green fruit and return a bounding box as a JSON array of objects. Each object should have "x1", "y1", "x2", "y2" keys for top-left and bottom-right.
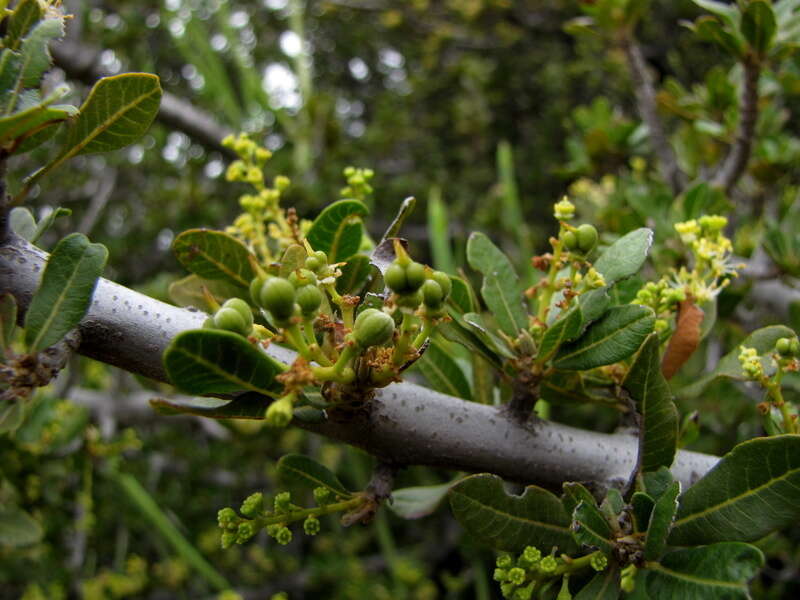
[
  {"x1": 561, "y1": 223, "x2": 598, "y2": 255},
  {"x1": 776, "y1": 336, "x2": 800, "y2": 358},
  {"x1": 384, "y1": 255, "x2": 452, "y2": 314}
]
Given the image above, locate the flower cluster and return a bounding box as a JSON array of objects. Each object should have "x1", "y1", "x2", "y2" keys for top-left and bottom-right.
[{"x1": 340, "y1": 166, "x2": 374, "y2": 203}]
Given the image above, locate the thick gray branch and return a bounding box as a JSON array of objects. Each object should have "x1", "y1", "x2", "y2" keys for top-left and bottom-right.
[
  {"x1": 712, "y1": 58, "x2": 761, "y2": 194},
  {"x1": 51, "y1": 40, "x2": 235, "y2": 158},
  {"x1": 622, "y1": 37, "x2": 686, "y2": 195},
  {"x1": 0, "y1": 234, "x2": 719, "y2": 493}
]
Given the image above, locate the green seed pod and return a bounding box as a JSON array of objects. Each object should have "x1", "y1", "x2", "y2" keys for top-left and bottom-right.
[
  {"x1": 353, "y1": 308, "x2": 395, "y2": 347},
  {"x1": 422, "y1": 279, "x2": 444, "y2": 309},
  {"x1": 562, "y1": 230, "x2": 578, "y2": 250},
  {"x1": 296, "y1": 284, "x2": 323, "y2": 315},
  {"x1": 259, "y1": 277, "x2": 296, "y2": 320},
  {"x1": 405, "y1": 262, "x2": 426, "y2": 291},
  {"x1": 288, "y1": 268, "x2": 317, "y2": 288},
  {"x1": 213, "y1": 307, "x2": 249, "y2": 335},
  {"x1": 576, "y1": 224, "x2": 598, "y2": 253},
  {"x1": 249, "y1": 276, "x2": 266, "y2": 306},
  {"x1": 385, "y1": 263, "x2": 408, "y2": 293},
  {"x1": 431, "y1": 271, "x2": 452, "y2": 298},
  {"x1": 222, "y1": 298, "x2": 254, "y2": 329},
  {"x1": 776, "y1": 337, "x2": 792, "y2": 356}
]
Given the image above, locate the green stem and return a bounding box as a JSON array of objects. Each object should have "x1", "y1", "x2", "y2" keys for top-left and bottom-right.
[
  {"x1": 255, "y1": 496, "x2": 363, "y2": 528},
  {"x1": 285, "y1": 322, "x2": 312, "y2": 359},
  {"x1": 392, "y1": 312, "x2": 416, "y2": 366},
  {"x1": 412, "y1": 318, "x2": 433, "y2": 348},
  {"x1": 537, "y1": 229, "x2": 565, "y2": 323}
]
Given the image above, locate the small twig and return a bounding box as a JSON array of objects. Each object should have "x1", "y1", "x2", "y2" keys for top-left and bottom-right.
[
  {"x1": 341, "y1": 461, "x2": 396, "y2": 526},
  {"x1": 621, "y1": 35, "x2": 686, "y2": 195},
  {"x1": 711, "y1": 57, "x2": 761, "y2": 194}
]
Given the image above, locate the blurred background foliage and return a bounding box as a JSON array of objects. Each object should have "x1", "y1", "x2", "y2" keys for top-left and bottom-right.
[{"x1": 4, "y1": 0, "x2": 800, "y2": 598}]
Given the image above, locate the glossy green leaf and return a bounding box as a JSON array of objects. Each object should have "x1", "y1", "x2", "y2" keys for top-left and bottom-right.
[
  {"x1": 554, "y1": 305, "x2": 655, "y2": 370},
  {"x1": 26, "y1": 74, "x2": 162, "y2": 187},
  {"x1": 644, "y1": 542, "x2": 763, "y2": 600},
  {"x1": 0, "y1": 293, "x2": 17, "y2": 351},
  {"x1": 574, "y1": 560, "x2": 621, "y2": 600},
  {"x1": 277, "y1": 454, "x2": 352, "y2": 498},
  {"x1": 150, "y1": 392, "x2": 273, "y2": 420},
  {"x1": 9, "y1": 17, "x2": 63, "y2": 104},
  {"x1": 466, "y1": 232, "x2": 527, "y2": 337},
  {"x1": 669, "y1": 435, "x2": 800, "y2": 545},
  {"x1": 741, "y1": 0, "x2": 776, "y2": 54},
  {"x1": 0, "y1": 506, "x2": 43, "y2": 548},
  {"x1": 415, "y1": 339, "x2": 472, "y2": 400},
  {"x1": 677, "y1": 325, "x2": 794, "y2": 399},
  {"x1": 24, "y1": 233, "x2": 107, "y2": 352},
  {"x1": 573, "y1": 501, "x2": 615, "y2": 553},
  {"x1": 337, "y1": 254, "x2": 371, "y2": 294},
  {"x1": 448, "y1": 473, "x2": 576, "y2": 553},
  {"x1": 631, "y1": 492, "x2": 656, "y2": 534},
  {"x1": 9, "y1": 206, "x2": 36, "y2": 241},
  {"x1": 389, "y1": 482, "x2": 454, "y2": 519},
  {"x1": 539, "y1": 288, "x2": 610, "y2": 361},
  {"x1": 623, "y1": 334, "x2": 679, "y2": 474},
  {"x1": 173, "y1": 229, "x2": 256, "y2": 288},
  {"x1": 593, "y1": 228, "x2": 653, "y2": 286},
  {"x1": 561, "y1": 481, "x2": 597, "y2": 516},
  {"x1": 163, "y1": 329, "x2": 286, "y2": 398},
  {"x1": 643, "y1": 467, "x2": 675, "y2": 500},
  {"x1": 0, "y1": 88, "x2": 76, "y2": 146},
  {"x1": 4, "y1": 0, "x2": 44, "y2": 50},
  {"x1": 447, "y1": 275, "x2": 475, "y2": 315},
  {"x1": 30, "y1": 206, "x2": 70, "y2": 244},
  {"x1": 644, "y1": 481, "x2": 680, "y2": 561},
  {"x1": 306, "y1": 199, "x2": 369, "y2": 262},
  {"x1": 438, "y1": 320, "x2": 503, "y2": 372},
  {"x1": 168, "y1": 274, "x2": 246, "y2": 312},
  {"x1": 462, "y1": 312, "x2": 516, "y2": 359}
]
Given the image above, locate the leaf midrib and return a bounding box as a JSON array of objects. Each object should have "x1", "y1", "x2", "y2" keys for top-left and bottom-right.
[
  {"x1": 558, "y1": 310, "x2": 651, "y2": 362},
  {"x1": 646, "y1": 562, "x2": 747, "y2": 590},
  {"x1": 172, "y1": 346, "x2": 278, "y2": 398}
]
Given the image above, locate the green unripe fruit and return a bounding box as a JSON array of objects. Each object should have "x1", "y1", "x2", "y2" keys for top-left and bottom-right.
[
  {"x1": 249, "y1": 276, "x2": 266, "y2": 306},
  {"x1": 431, "y1": 271, "x2": 452, "y2": 298},
  {"x1": 265, "y1": 395, "x2": 293, "y2": 427},
  {"x1": 422, "y1": 279, "x2": 444, "y2": 308},
  {"x1": 353, "y1": 308, "x2": 395, "y2": 347},
  {"x1": 259, "y1": 277, "x2": 296, "y2": 320},
  {"x1": 576, "y1": 224, "x2": 598, "y2": 253},
  {"x1": 222, "y1": 298, "x2": 254, "y2": 327},
  {"x1": 305, "y1": 256, "x2": 322, "y2": 271},
  {"x1": 296, "y1": 285, "x2": 323, "y2": 315},
  {"x1": 405, "y1": 262, "x2": 426, "y2": 291},
  {"x1": 385, "y1": 263, "x2": 408, "y2": 293},
  {"x1": 213, "y1": 307, "x2": 249, "y2": 335},
  {"x1": 288, "y1": 268, "x2": 317, "y2": 288},
  {"x1": 562, "y1": 230, "x2": 578, "y2": 250},
  {"x1": 776, "y1": 337, "x2": 792, "y2": 356},
  {"x1": 396, "y1": 289, "x2": 423, "y2": 309},
  {"x1": 791, "y1": 338, "x2": 800, "y2": 356}
]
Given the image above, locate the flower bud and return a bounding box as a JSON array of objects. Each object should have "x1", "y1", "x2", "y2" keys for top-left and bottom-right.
[
  {"x1": 303, "y1": 516, "x2": 321, "y2": 536},
  {"x1": 259, "y1": 277, "x2": 296, "y2": 320},
  {"x1": 353, "y1": 308, "x2": 395, "y2": 347}
]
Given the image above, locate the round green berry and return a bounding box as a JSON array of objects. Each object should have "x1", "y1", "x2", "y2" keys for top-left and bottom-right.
[
  {"x1": 396, "y1": 289, "x2": 423, "y2": 309},
  {"x1": 289, "y1": 268, "x2": 317, "y2": 288},
  {"x1": 353, "y1": 308, "x2": 395, "y2": 347},
  {"x1": 296, "y1": 285, "x2": 323, "y2": 315},
  {"x1": 213, "y1": 307, "x2": 249, "y2": 335},
  {"x1": 305, "y1": 256, "x2": 322, "y2": 271},
  {"x1": 576, "y1": 224, "x2": 598, "y2": 253},
  {"x1": 422, "y1": 279, "x2": 444, "y2": 309},
  {"x1": 791, "y1": 338, "x2": 800, "y2": 356},
  {"x1": 249, "y1": 276, "x2": 266, "y2": 306},
  {"x1": 562, "y1": 230, "x2": 578, "y2": 250},
  {"x1": 222, "y1": 298, "x2": 254, "y2": 327},
  {"x1": 405, "y1": 262, "x2": 426, "y2": 291},
  {"x1": 259, "y1": 277, "x2": 296, "y2": 320},
  {"x1": 385, "y1": 263, "x2": 408, "y2": 293},
  {"x1": 776, "y1": 337, "x2": 792, "y2": 356},
  {"x1": 431, "y1": 271, "x2": 452, "y2": 298}
]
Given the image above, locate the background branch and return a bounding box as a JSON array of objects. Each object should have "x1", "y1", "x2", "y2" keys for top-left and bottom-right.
[{"x1": 0, "y1": 234, "x2": 720, "y2": 494}]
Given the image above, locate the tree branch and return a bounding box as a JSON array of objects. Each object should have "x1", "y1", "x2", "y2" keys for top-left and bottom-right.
[
  {"x1": 0, "y1": 234, "x2": 720, "y2": 494},
  {"x1": 621, "y1": 36, "x2": 686, "y2": 195},
  {"x1": 712, "y1": 57, "x2": 761, "y2": 194},
  {"x1": 51, "y1": 40, "x2": 235, "y2": 158}
]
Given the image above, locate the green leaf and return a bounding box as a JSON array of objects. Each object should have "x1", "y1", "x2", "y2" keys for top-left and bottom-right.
[
  {"x1": 24, "y1": 233, "x2": 107, "y2": 352},
  {"x1": 554, "y1": 305, "x2": 655, "y2": 371},
  {"x1": 669, "y1": 435, "x2": 800, "y2": 545},
  {"x1": 447, "y1": 275, "x2": 475, "y2": 315},
  {"x1": 643, "y1": 467, "x2": 675, "y2": 500},
  {"x1": 427, "y1": 186, "x2": 456, "y2": 274},
  {"x1": 644, "y1": 542, "x2": 763, "y2": 600},
  {"x1": 438, "y1": 320, "x2": 503, "y2": 372},
  {"x1": 163, "y1": 329, "x2": 286, "y2": 398},
  {"x1": 463, "y1": 312, "x2": 516, "y2": 359},
  {"x1": 415, "y1": 339, "x2": 472, "y2": 400},
  {"x1": 692, "y1": 16, "x2": 746, "y2": 56},
  {"x1": 306, "y1": 199, "x2": 369, "y2": 262},
  {"x1": 0, "y1": 293, "x2": 17, "y2": 351},
  {"x1": 0, "y1": 401, "x2": 26, "y2": 434},
  {"x1": 0, "y1": 87, "x2": 76, "y2": 146},
  {"x1": 4, "y1": 0, "x2": 44, "y2": 50},
  {"x1": 593, "y1": 228, "x2": 653, "y2": 286},
  {"x1": 677, "y1": 325, "x2": 794, "y2": 399},
  {"x1": 30, "y1": 206, "x2": 71, "y2": 244},
  {"x1": 562, "y1": 481, "x2": 598, "y2": 516},
  {"x1": 277, "y1": 454, "x2": 352, "y2": 498},
  {"x1": 572, "y1": 501, "x2": 615, "y2": 553},
  {"x1": 692, "y1": 0, "x2": 740, "y2": 29},
  {"x1": 0, "y1": 506, "x2": 43, "y2": 548},
  {"x1": 466, "y1": 232, "x2": 527, "y2": 337},
  {"x1": 741, "y1": 0, "x2": 776, "y2": 54},
  {"x1": 574, "y1": 560, "x2": 621, "y2": 600},
  {"x1": 168, "y1": 274, "x2": 246, "y2": 312},
  {"x1": 644, "y1": 481, "x2": 680, "y2": 561},
  {"x1": 631, "y1": 492, "x2": 656, "y2": 534},
  {"x1": 173, "y1": 229, "x2": 256, "y2": 288},
  {"x1": 278, "y1": 244, "x2": 307, "y2": 278},
  {"x1": 150, "y1": 392, "x2": 273, "y2": 420},
  {"x1": 337, "y1": 254, "x2": 371, "y2": 294},
  {"x1": 9, "y1": 206, "x2": 36, "y2": 241},
  {"x1": 448, "y1": 473, "x2": 576, "y2": 553},
  {"x1": 539, "y1": 288, "x2": 610, "y2": 361},
  {"x1": 622, "y1": 334, "x2": 679, "y2": 474},
  {"x1": 25, "y1": 74, "x2": 162, "y2": 187},
  {"x1": 389, "y1": 482, "x2": 454, "y2": 519}
]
